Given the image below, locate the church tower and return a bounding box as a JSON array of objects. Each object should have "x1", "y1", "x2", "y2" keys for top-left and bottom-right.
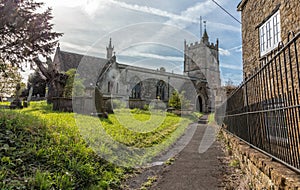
[
  {"x1": 184, "y1": 24, "x2": 221, "y2": 111},
  {"x1": 106, "y1": 38, "x2": 114, "y2": 60}
]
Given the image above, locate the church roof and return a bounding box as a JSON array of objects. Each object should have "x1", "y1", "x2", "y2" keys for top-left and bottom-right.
[
  {"x1": 53, "y1": 47, "x2": 108, "y2": 72},
  {"x1": 53, "y1": 47, "x2": 110, "y2": 86}
]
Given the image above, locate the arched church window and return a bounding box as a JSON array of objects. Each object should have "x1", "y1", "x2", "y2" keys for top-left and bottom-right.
[
  {"x1": 130, "y1": 82, "x2": 142, "y2": 99},
  {"x1": 156, "y1": 80, "x2": 166, "y2": 100}
]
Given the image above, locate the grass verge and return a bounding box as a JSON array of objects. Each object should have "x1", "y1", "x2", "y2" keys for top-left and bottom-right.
[
  {"x1": 208, "y1": 113, "x2": 215, "y2": 124},
  {"x1": 0, "y1": 101, "x2": 195, "y2": 189}
]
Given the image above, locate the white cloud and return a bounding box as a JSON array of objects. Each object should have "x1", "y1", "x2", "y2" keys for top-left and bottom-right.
[
  {"x1": 109, "y1": 0, "x2": 193, "y2": 23},
  {"x1": 42, "y1": 0, "x2": 110, "y2": 18},
  {"x1": 235, "y1": 47, "x2": 242, "y2": 52},
  {"x1": 220, "y1": 63, "x2": 242, "y2": 70},
  {"x1": 228, "y1": 45, "x2": 242, "y2": 52},
  {"x1": 119, "y1": 50, "x2": 183, "y2": 62},
  {"x1": 107, "y1": 0, "x2": 240, "y2": 32},
  {"x1": 219, "y1": 48, "x2": 231, "y2": 56}
]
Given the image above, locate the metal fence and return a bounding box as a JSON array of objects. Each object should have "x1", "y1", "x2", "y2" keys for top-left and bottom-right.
[{"x1": 216, "y1": 31, "x2": 300, "y2": 173}]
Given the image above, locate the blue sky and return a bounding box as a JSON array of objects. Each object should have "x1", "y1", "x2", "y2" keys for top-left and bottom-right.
[{"x1": 38, "y1": 0, "x2": 243, "y2": 85}]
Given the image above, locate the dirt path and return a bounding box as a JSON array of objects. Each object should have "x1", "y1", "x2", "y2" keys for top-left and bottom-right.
[{"x1": 150, "y1": 115, "x2": 226, "y2": 190}]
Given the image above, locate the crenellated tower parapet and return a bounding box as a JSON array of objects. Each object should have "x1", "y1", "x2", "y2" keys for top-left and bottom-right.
[{"x1": 185, "y1": 40, "x2": 218, "y2": 51}]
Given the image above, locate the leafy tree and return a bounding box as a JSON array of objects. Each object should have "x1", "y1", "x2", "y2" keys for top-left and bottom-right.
[
  {"x1": 0, "y1": 0, "x2": 62, "y2": 103},
  {"x1": 0, "y1": 60, "x2": 21, "y2": 98},
  {"x1": 168, "y1": 90, "x2": 191, "y2": 109},
  {"x1": 0, "y1": 0, "x2": 62, "y2": 69},
  {"x1": 63, "y1": 69, "x2": 85, "y2": 98},
  {"x1": 168, "y1": 90, "x2": 181, "y2": 109}
]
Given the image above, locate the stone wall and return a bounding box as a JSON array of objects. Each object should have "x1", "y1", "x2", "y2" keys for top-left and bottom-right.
[
  {"x1": 128, "y1": 99, "x2": 146, "y2": 109},
  {"x1": 52, "y1": 97, "x2": 73, "y2": 112},
  {"x1": 239, "y1": 0, "x2": 300, "y2": 78},
  {"x1": 99, "y1": 63, "x2": 210, "y2": 112},
  {"x1": 221, "y1": 129, "x2": 300, "y2": 189}
]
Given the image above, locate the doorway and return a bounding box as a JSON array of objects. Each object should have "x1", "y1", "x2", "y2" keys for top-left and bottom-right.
[{"x1": 197, "y1": 95, "x2": 203, "y2": 112}]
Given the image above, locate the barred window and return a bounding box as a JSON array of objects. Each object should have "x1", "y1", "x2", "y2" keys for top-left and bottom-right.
[{"x1": 259, "y1": 11, "x2": 281, "y2": 56}]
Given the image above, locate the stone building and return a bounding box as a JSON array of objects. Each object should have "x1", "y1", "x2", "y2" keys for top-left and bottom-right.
[
  {"x1": 236, "y1": 0, "x2": 300, "y2": 169},
  {"x1": 53, "y1": 31, "x2": 221, "y2": 113},
  {"x1": 237, "y1": 0, "x2": 300, "y2": 79}
]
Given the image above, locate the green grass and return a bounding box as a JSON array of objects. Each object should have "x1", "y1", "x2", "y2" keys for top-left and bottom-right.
[
  {"x1": 75, "y1": 107, "x2": 194, "y2": 166},
  {"x1": 140, "y1": 175, "x2": 158, "y2": 189},
  {"x1": 192, "y1": 112, "x2": 203, "y2": 119},
  {"x1": 0, "y1": 101, "x2": 10, "y2": 106},
  {"x1": 0, "y1": 102, "x2": 125, "y2": 189},
  {"x1": 208, "y1": 113, "x2": 215, "y2": 124},
  {"x1": 0, "y1": 101, "x2": 195, "y2": 189}
]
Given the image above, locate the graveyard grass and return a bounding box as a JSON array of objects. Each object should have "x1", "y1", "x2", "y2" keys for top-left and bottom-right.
[{"x1": 0, "y1": 101, "x2": 199, "y2": 189}]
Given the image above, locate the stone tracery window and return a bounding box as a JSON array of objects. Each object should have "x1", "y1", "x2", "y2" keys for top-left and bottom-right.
[
  {"x1": 156, "y1": 80, "x2": 166, "y2": 100},
  {"x1": 130, "y1": 82, "x2": 142, "y2": 99}
]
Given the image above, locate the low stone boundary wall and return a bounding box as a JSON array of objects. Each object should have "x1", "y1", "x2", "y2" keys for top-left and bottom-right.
[
  {"x1": 221, "y1": 129, "x2": 300, "y2": 189},
  {"x1": 52, "y1": 97, "x2": 73, "y2": 112}
]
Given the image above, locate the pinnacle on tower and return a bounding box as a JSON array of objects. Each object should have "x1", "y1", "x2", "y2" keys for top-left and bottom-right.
[
  {"x1": 202, "y1": 21, "x2": 209, "y2": 45},
  {"x1": 106, "y1": 38, "x2": 114, "y2": 59}
]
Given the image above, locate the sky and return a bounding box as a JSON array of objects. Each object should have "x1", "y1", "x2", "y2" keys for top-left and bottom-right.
[{"x1": 32, "y1": 0, "x2": 243, "y2": 85}]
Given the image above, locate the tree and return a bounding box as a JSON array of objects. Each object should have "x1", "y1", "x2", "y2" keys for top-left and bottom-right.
[
  {"x1": 0, "y1": 0, "x2": 62, "y2": 69},
  {"x1": 0, "y1": 60, "x2": 21, "y2": 98},
  {"x1": 168, "y1": 90, "x2": 181, "y2": 109},
  {"x1": 63, "y1": 69, "x2": 85, "y2": 98},
  {"x1": 0, "y1": 0, "x2": 63, "y2": 103},
  {"x1": 33, "y1": 57, "x2": 68, "y2": 103},
  {"x1": 168, "y1": 90, "x2": 191, "y2": 109},
  {"x1": 224, "y1": 79, "x2": 237, "y2": 97}
]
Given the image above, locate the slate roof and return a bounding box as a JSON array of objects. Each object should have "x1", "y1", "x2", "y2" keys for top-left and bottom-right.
[
  {"x1": 53, "y1": 47, "x2": 109, "y2": 86},
  {"x1": 53, "y1": 47, "x2": 108, "y2": 72}
]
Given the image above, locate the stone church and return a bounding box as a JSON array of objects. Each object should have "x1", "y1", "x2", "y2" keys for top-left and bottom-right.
[{"x1": 53, "y1": 29, "x2": 221, "y2": 113}]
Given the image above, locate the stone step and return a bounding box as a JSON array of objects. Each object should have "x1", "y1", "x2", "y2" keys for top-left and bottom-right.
[{"x1": 198, "y1": 119, "x2": 208, "y2": 124}]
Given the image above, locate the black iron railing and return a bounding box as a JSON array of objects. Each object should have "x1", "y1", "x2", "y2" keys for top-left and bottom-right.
[{"x1": 216, "y1": 31, "x2": 300, "y2": 173}]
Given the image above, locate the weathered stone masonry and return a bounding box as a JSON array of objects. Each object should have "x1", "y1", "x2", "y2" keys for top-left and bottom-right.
[
  {"x1": 221, "y1": 129, "x2": 300, "y2": 189},
  {"x1": 238, "y1": 0, "x2": 300, "y2": 79}
]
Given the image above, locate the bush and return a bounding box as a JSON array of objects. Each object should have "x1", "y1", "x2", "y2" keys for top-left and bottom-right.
[
  {"x1": 168, "y1": 90, "x2": 190, "y2": 109},
  {"x1": 63, "y1": 69, "x2": 85, "y2": 98},
  {"x1": 143, "y1": 104, "x2": 149, "y2": 111},
  {"x1": 112, "y1": 99, "x2": 126, "y2": 109}
]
